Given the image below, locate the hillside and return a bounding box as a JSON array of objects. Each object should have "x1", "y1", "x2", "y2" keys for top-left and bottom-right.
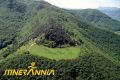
[
  {"x1": 0, "y1": 0, "x2": 50, "y2": 49},
  {"x1": 0, "y1": 0, "x2": 120, "y2": 80},
  {"x1": 0, "y1": 0, "x2": 27, "y2": 49},
  {"x1": 69, "y1": 9, "x2": 120, "y2": 31},
  {"x1": 99, "y1": 7, "x2": 120, "y2": 21}
]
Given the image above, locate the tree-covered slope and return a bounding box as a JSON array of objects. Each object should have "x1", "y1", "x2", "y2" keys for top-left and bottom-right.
[
  {"x1": 69, "y1": 9, "x2": 120, "y2": 31},
  {"x1": 0, "y1": 0, "x2": 36, "y2": 49},
  {"x1": 68, "y1": 9, "x2": 120, "y2": 57},
  {"x1": 0, "y1": 0, "x2": 49, "y2": 49},
  {"x1": 0, "y1": 43, "x2": 120, "y2": 80}
]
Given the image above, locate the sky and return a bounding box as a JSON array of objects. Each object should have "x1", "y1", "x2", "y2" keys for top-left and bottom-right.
[{"x1": 44, "y1": 0, "x2": 120, "y2": 9}]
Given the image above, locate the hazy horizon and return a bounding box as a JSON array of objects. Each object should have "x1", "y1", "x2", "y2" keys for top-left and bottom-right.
[{"x1": 44, "y1": 0, "x2": 120, "y2": 9}]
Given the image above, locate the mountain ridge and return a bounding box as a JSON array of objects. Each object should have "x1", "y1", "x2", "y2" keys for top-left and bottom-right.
[
  {"x1": 98, "y1": 7, "x2": 120, "y2": 21},
  {"x1": 69, "y1": 9, "x2": 120, "y2": 31}
]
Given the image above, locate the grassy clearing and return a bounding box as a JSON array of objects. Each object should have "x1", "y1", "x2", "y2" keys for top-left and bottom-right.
[
  {"x1": 29, "y1": 45, "x2": 80, "y2": 60},
  {"x1": 15, "y1": 41, "x2": 80, "y2": 60}
]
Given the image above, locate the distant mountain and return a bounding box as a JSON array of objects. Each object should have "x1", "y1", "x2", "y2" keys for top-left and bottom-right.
[
  {"x1": 98, "y1": 7, "x2": 120, "y2": 21},
  {"x1": 69, "y1": 9, "x2": 120, "y2": 31}
]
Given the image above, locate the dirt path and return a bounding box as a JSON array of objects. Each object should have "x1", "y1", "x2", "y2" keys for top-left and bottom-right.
[{"x1": 27, "y1": 43, "x2": 36, "y2": 51}]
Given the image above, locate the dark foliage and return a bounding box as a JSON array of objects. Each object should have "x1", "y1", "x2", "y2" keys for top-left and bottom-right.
[
  {"x1": 36, "y1": 3, "x2": 45, "y2": 10},
  {"x1": 45, "y1": 26, "x2": 72, "y2": 46},
  {"x1": 7, "y1": 0, "x2": 27, "y2": 13},
  {"x1": 23, "y1": 51, "x2": 30, "y2": 54}
]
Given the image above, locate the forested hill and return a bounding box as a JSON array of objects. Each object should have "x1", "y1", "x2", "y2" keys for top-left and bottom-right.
[
  {"x1": 0, "y1": 0, "x2": 50, "y2": 49},
  {"x1": 69, "y1": 9, "x2": 120, "y2": 31},
  {"x1": 0, "y1": 0, "x2": 120, "y2": 80}
]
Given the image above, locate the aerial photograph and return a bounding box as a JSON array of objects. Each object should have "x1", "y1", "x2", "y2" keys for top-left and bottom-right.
[{"x1": 0, "y1": 0, "x2": 120, "y2": 80}]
